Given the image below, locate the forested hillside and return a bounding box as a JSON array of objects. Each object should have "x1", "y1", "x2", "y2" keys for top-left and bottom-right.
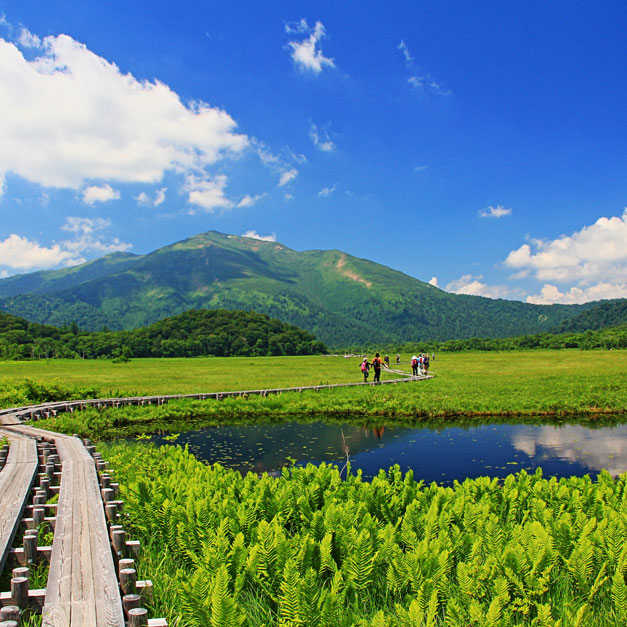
[
  {"x1": 0, "y1": 309, "x2": 326, "y2": 360},
  {"x1": 0, "y1": 230, "x2": 616, "y2": 345},
  {"x1": 550, "y1": 299, "x2": 627, "y2": 333}
]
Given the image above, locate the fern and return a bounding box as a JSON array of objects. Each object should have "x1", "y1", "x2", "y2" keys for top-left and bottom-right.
[
  {"x1": 278, "y1": 559, "x2": 304, "y2": 627},
  {"x1": 210, "y1": 565, "x2": 244, "y2": 627}
]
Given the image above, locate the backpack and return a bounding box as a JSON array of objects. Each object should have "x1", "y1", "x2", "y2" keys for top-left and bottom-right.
[
  {"x1": 411, "y1": 358, "x2": 418, "y2": 367},
  {"x1": 360, "y1": 362, "x2": 368, "y2": 372},
  {"x1": 372, "y1": 357, "x2": 381, "y2": 367}
]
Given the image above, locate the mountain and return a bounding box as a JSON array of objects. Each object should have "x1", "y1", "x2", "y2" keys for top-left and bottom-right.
[{"x1": 0, "y1": 230, "x2": 613, "y2": 345}]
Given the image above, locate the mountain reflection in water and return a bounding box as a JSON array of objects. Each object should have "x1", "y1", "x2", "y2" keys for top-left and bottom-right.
[{"x1": 148, "y1": 419, "x2": 627, "y2": 484}]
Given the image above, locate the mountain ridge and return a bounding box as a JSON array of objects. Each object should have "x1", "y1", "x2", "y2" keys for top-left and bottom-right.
[{"x1": 0, "y1": 230, "x2": 617, "y2": 345}]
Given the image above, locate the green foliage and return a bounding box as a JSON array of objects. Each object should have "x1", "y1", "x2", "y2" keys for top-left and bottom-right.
[
  {"x1": 0, "y1": 378, "x2": 101, "y2": 408},
  {"x1": 552, "y1": 300, "x2": 627, "y2": 334},
  {"x1": 102, "y1": 442, "x2": 627, "y2": 626},
  {"x1": 0, "y1": 308, "x2": 327, "y2": 360},
  {"x1": 0, "y1": 229, "x2": 614, "y2": 345}
]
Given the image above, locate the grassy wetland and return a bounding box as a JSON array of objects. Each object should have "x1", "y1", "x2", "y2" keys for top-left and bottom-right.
[
  {"x1": 3, "y1": 349, "x2": 627, "y2": 626},
  {"x1": 6, "y1": 349, "x2": 624, "y2": 438}
]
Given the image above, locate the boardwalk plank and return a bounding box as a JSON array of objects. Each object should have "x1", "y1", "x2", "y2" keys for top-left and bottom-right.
[{"x1": 0, "y1": 432, "x2": 38, "y2": 575}]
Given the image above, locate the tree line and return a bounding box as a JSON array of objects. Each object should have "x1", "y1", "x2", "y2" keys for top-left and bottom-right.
[
  {"x1": 341, "y1": 324, "x2": 627, "y2": 355},
  {"x1": 0, "y1": 309, "x2": 327, "y2": 360}
]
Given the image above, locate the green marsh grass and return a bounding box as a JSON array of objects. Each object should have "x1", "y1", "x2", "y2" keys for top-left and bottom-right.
[
  {"x1": 24, "y1": 350, "x2": 626, "y2": 438},
  {"x1": 101, "y1": 440, "x2": 627, "y2": 627}
]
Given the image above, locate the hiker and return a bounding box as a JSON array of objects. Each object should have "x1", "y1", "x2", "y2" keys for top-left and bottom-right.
[
  {"x1": 411, "y1": 355, "x2": 419, "y2": 376},
  {"x1": 384, "y1": 354, "x2": 390, "y2": 368},
  {"x1": 371, "y1": 353, "x2": 384, "y2": 382},
  {"x1": 360, "y1": 358, "x2": 371, "y2": 382},
  {"x1": 424, "y1": 353, "x2": 430, "y2": 375},
  {"x1": 396, "y1": 354, "x2": 400, "y2": 364}
]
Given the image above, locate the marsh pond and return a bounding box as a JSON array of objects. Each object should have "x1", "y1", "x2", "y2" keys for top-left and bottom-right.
[{"x1": 148, "y1": 417, "x2": 627, "y2": 484}]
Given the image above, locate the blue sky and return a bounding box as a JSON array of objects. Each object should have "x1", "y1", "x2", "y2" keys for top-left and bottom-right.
[{"x1": 0, "y1": 1, "x2": 625, "y2": 304}]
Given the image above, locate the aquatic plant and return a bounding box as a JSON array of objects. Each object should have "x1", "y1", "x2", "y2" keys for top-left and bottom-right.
[{"x1": 102, "y1": 441, "x2": 627, "y2": 626}]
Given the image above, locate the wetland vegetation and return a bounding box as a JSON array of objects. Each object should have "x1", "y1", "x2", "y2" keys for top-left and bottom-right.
[{"x1": 2, "y1": 348, "x2": 626, "y2": 626}]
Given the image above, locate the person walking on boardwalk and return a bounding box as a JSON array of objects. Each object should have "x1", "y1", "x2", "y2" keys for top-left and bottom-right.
[
  {"x1": 396, "y1": 354, "x2": 400, "y2": 364},
  {"x1": 423, "y1": 353, "x2": 430, "y2": 375},
  {"x1": 371, "y1": 353, "x2": 384, "y2": 382},
  {"x1": 411, "y1": 355, "x2": 419, "y2": 376},
  {"x1": 360, "y1": 358, "x2": 371, "y2": 382},
  {"x1": 384, "y1": 354, "x2": 390, "y2": 368}
]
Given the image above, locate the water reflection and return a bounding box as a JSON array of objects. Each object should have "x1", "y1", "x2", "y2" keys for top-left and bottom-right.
[
  {"x1": 148, "y1": 418, "x2": 627, "y2": 484},
  {"x1": 512, "y1": 424, "x2": 627, "y2": 477}
]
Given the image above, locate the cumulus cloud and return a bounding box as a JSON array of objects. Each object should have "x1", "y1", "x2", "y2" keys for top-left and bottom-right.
[
  {"x1": 0, "y1": 234, "x2": 78, "y2": 270},
  {"x1": 242, "y1": 230, "x2": 276, "y2": 242},
  {"x1": 504, "y1": 208, "x2": 627, "y2": 289},
  {"x1": 0, "y1": 31, "x2": 248, "y2": 191},
  {"x1": 278, "y1": 168, "x2": 298, "y2": 187},
  {"x1": 0, "y1": 217, "x2": 131, "y2": 273},
  {"x1": 479, "y1": 204, "x2": 511, "y2": 218},
  {"x1": 286, "y1": 20, "x2": 335, "y2": 74},
  {"x1": 184, "y1": 175, "x2": 262, "y2": 212},
  {"x1": 184, "y1": 174, "x2": 232, "y2": 212},
  {"x1": 445, "y1": 274, "x2": 522, "y2": 300},
  {"x1": 82, "y1": 183, "x2": 120, "y2": 205},
  {"x1": 428, "y1": 276, "x2": 439, "y2": 287},
  {"x1": 310, "y1": 123, "x2": 335, "y2": 152}
]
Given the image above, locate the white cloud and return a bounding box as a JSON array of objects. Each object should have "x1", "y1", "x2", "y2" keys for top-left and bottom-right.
[
  {"x1": 0, "y1": 234, "x2": 78, "y2": 270},
  {"x1": 526, "y1": 282, "x2": 627, "y2": 305},
  {"x1": 184, "y1": 174, "x2": 232, "y2": 212},
  {"x1": 286, "y1": 20, "x2": 335, "y2": 74},
  {"x1": 479, "y1": 204, "x2": 512, "y2": 218},
  {"x1": 184, "y1": 175, "x2": 261, "y2": 212},
  {"x1": 319, "y1": 184, "x2": 338, "y2": 197},
  {"x1": 414, "y1": 165, "x2": 428, "y2": 173},
  {"x1": 310, "y1": 123, "x2": 335, "y2": 152},
  {"x1": 284, "y1": 193, "x2": 294, "y2": 201},
  {"x1": 82, "y1": 183, "x2": 120, "y2": 205},
  {"x1": 0, "y1": 32, "x2": 248, "y2": 191},
  {"x1": 236, "y1": 193, "x2": 265, "y2": 208},
  {"x1": 278, "y1": 168, "x2": 298, "y2": 187},
  {"x1": 504, "y1": 208, "x2": 627, "y2": 286},
  {"x1": 445, "y1": 274, "x2": 522, "y2": 300},
  {"x1": 408, "y1": 74, "x2": 452, "y2": 96},
  {"x1": 428, "y1": 276, "x2": 439, "y2": 287},
  {"x1": 135, "y1": 187, "x2": 167, "y2": 208},
  {"x1": 398, "y1": 40, "x2": 414, "y2": 66},
  {"x1": 60, "y1": 216, "x2": 132, "y2": 257},
  {"x1": 154, "y1": 187, "x2": 167, "y2": 207},
  {"x1": 242, "y1": 230, "x2": 276, "y2": 242},
  {"x1": 18, "y1": 28, "x2": 40, "y2": 48},
  {"x1": 0, "y1": 216, "x2": 131, "y2": 273}
]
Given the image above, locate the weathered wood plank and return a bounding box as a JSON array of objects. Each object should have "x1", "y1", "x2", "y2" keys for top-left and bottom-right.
[{"x1": 0, "y1": 431, "x2": 38, "y2": 575}]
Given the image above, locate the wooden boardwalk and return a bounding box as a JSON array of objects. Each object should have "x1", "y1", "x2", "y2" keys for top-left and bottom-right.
[{"x1": 0, "y1": 429, "x2": 38, "y2": 575}]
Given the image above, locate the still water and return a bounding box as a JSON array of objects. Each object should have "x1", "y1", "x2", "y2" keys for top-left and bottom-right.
[{"x1": 149, "y1": 419, "x2": 627, "y2": 484}]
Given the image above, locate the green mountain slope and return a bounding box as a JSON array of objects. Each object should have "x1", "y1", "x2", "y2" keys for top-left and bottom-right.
[
  {"x1": 0, "y1": 231, "x2": 614, "y2": 345},
  {"x1": 550, "y1": 299, "x2": 627, "y2": 333}
]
